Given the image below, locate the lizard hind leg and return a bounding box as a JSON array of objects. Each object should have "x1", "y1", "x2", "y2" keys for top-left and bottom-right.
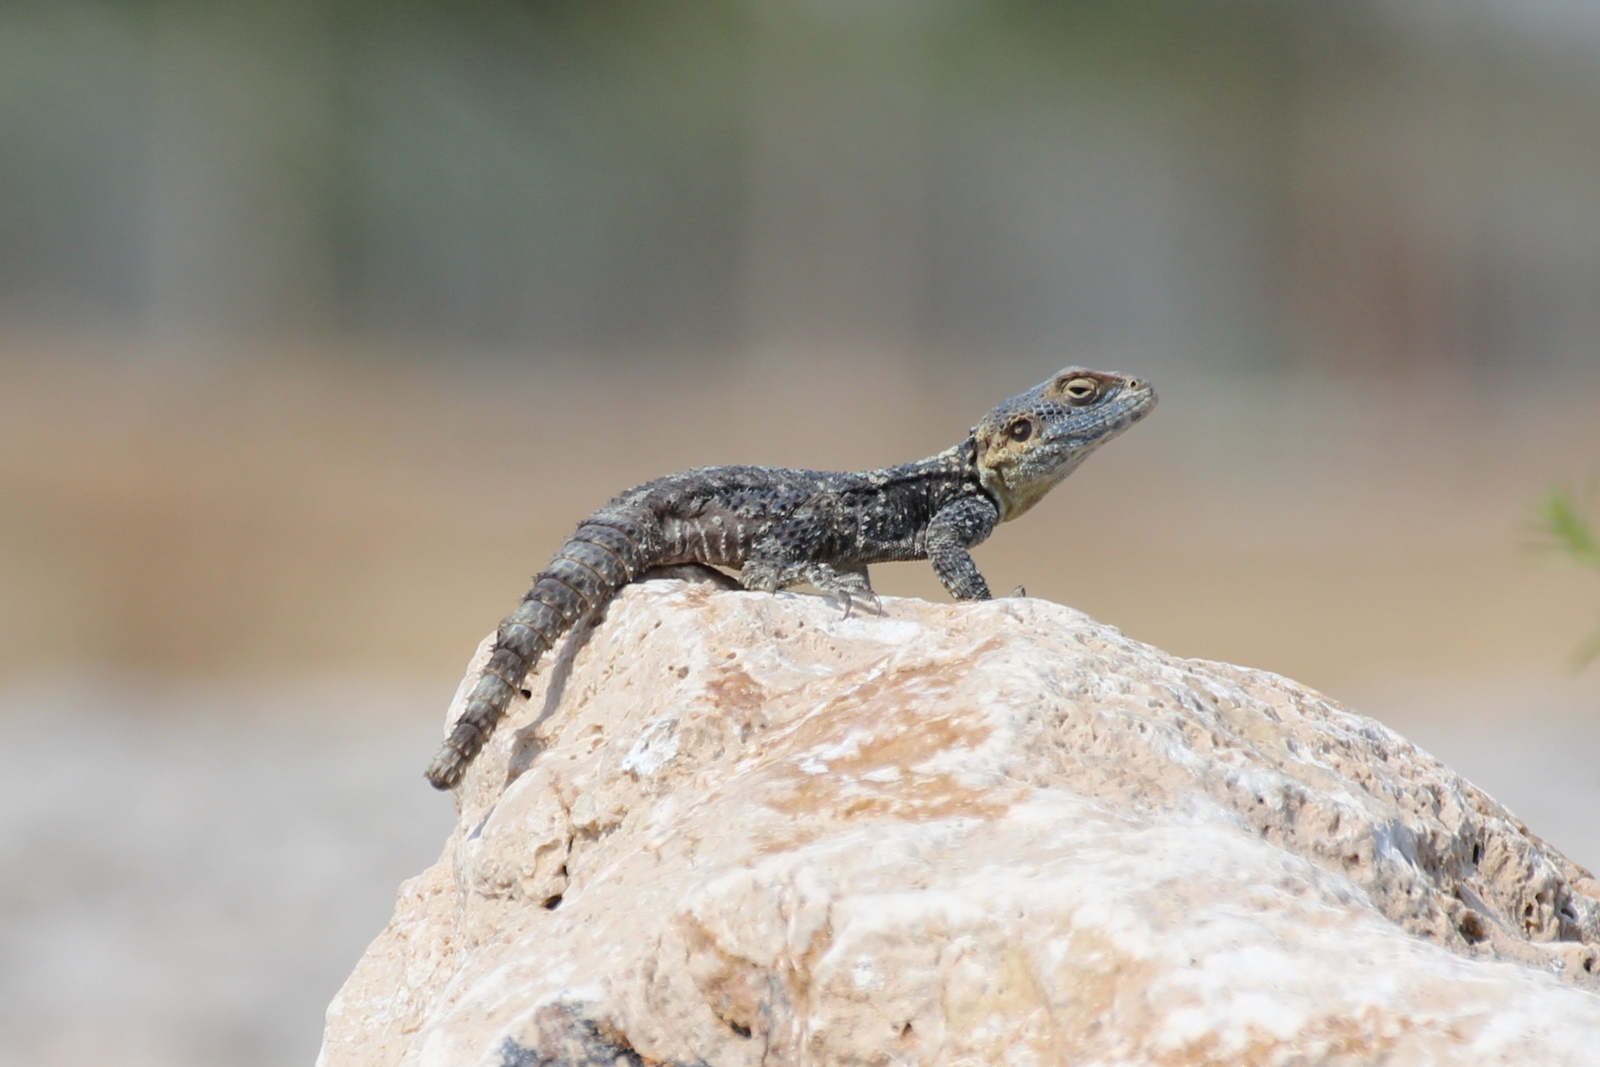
[
  {"x1": 737, "y1": 558, "x2": 808, "y2": 595},
  {"x1": 742, "y1": 554, "x2": 879, "y2": 617},
  {"x1": 804, "y1": 562, "x2": 881, "y2": 618}
]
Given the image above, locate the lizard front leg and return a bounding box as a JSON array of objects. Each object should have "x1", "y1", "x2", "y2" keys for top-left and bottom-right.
[{"x1": 926, "y1": 495, "x2": 999, "y2": 601}]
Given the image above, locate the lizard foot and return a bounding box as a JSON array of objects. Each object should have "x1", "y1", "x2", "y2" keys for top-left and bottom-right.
[
  {"x1": 806, "y1": 563, "x2": 881, "y2": 618},
  {"x1": 739, "y1": 560, "x2": 806, "y2": 595}
]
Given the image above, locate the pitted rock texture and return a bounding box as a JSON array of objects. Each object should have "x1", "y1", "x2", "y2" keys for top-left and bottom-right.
[{"x1": 320, "y1": 582, "x2": 1600, "y2": 1067}]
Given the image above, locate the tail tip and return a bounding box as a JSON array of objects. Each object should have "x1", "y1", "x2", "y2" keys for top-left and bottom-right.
[{"x1": 425, "y1": 750, "x2": 465, "y2": 790}]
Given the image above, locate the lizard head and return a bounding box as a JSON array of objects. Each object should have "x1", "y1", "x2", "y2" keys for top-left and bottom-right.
[{"x1": 973, "y1": 367, "x2": 1156, "y2": 521}]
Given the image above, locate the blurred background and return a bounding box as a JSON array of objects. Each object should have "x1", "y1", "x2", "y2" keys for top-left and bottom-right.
[{"x1": 1, "y1": 0, "x2": 1599, "y2": 1063}]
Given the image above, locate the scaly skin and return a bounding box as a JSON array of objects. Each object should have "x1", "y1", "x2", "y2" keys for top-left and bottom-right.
[{"x1": 426, "y1": 367, "x2": 1156, "y2": 789}]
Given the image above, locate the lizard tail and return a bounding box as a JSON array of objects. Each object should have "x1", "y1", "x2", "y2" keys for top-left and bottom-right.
[{"x1": 425, "y1": 509, "x2": 653, "y2": 789}]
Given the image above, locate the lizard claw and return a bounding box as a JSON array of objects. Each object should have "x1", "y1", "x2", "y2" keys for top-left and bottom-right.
[
  {"x1": 803, "y1": 563, "x2": 877, "y2": 619},
  {"x1": 833, "y1": 588, "x2": 885, "y2": 618},
  {"x1": 1011, "y1": 585, "x2": 1027, "y2": 598}
]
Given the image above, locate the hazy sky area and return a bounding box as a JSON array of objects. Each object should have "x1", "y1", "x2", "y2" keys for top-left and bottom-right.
[{"x1": 0, "y1": 2, "x2": 1598, "y2": 1066}]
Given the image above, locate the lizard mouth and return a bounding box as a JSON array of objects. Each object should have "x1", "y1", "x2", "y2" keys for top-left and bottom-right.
[{"x1": 1058, "y1": 381, "x2": 1157, "y2": 448}]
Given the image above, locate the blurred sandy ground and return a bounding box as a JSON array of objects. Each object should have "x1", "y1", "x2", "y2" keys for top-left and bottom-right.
[
  {"x1": 1, "y1": 338, "x2": 1598, "y2": 1064},
  {"x1": 0, "y1": 677, "x2": 449, "y2": 1067}
]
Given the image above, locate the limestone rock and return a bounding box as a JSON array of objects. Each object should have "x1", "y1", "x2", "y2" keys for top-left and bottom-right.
[{"x1": 320, "y1": 582, "x2": 1600, "y2": 1067}]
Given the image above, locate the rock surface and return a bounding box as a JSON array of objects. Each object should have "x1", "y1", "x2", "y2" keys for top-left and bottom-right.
[{"x1": 320, "y1": 582, "x2": 1600, "y2": 1067}]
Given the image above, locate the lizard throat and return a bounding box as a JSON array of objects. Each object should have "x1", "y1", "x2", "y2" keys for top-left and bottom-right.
[{"x1": 978, "y1": 462, "x2": 1061, "y2": 522}]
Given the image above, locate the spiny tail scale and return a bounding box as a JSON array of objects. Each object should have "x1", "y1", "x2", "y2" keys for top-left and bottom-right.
[{"x1": 424, "y1": 506, "x2": 657, "y2": 790}]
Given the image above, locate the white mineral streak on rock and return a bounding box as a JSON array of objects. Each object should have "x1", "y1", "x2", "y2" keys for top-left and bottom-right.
[
  {"x1": 320, "y1": 582, "x2": 1600, "y2": 1067},
  {"x1": 620, "y1": 717, "x2": 679, "y2": 777}
]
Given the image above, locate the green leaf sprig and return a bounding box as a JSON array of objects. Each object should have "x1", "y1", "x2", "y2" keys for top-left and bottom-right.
[{"x1": 1530, "y1": 486, "x2": 1600, "y2": 667}]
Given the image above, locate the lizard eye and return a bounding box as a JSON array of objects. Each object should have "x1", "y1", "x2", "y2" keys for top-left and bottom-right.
[
  {"x1": 1063, "y1": 377, "x2": 1100, "y2": 404},
  {"x1": 1007, "y1": 418, "x2": 1033, "y2": 442}
]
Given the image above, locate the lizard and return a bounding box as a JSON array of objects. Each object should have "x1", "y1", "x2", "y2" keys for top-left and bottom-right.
[{"x1": 426, "y1": 366, "x2": 1156, "y2": 790}]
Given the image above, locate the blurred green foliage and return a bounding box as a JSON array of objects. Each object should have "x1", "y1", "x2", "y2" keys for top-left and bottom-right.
[{"x1": 1532, "y1": 487, "x2": 1600, "y2": 667}]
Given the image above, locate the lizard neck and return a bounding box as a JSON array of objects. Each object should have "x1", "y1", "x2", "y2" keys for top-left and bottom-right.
[
  {"x1": 873, "y1": 439, "x2": 971, "y2": 480},
  {"x1": 870, "y1": 438, "x2": 990, "y2": 509}
]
